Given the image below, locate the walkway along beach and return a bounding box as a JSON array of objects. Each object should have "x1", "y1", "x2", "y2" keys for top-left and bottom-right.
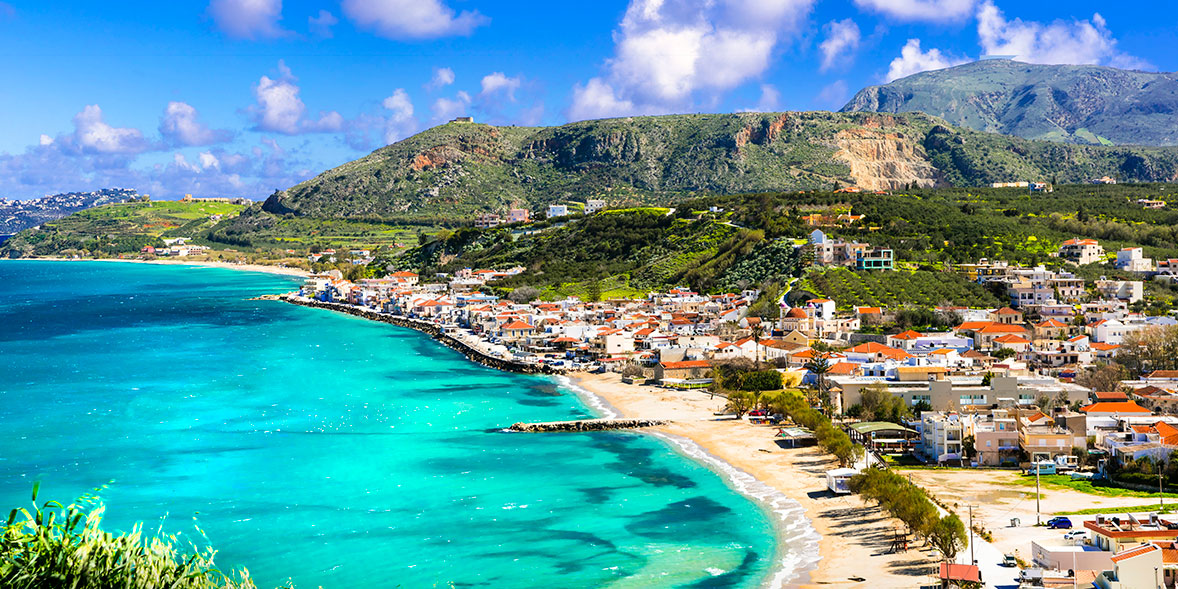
[{"x1": 274, "y1": 292, "x2": 941, "y2": 588}]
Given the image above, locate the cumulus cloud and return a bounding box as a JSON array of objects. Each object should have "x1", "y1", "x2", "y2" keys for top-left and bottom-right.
[
  {"x1": 427, "y1": 67, "x2": 455, "y2": 90},
  {"x1": 69, "y1": 105, "x2": 151, "y2": 155},
  {"x1": 568, "y1": 0, "x2": 816, "y2": 121},
  {"x1": 819, "y1": 19, "x2": 861, "y2": 73},
  {"x1": 480, "y1": 72, "x2": 522, "y2": 101},
  {"x1": 341, "y1": 0, "x2": 487, "y2": 39},
  {"x1": 207, "y1": 0, "x2": 290, "y2": 39},
  {"x1": 853, "y1": 0, "x2": 975, "y2": 22},
  {"x1": 977, "y1": 0, "x2": 1148, "y2": 68},
  {"x1": 248, "y1": 61, "x2": 344, "y2": 135},
  {"x1": 308, "y1": 10, "x2": 338, "y2": 38},
  {"x1": 382, "y1": 89, "x2": 418, "y2": 144},
  {"x1": 159, "y1": 102, "x2": 232, "y2": 146},
  {"x1": 432, "y1": 91, "x2": 472, "y2": 121},
  {"x1": 885, "y1": 38, "x2": 968, "y2": 81}
]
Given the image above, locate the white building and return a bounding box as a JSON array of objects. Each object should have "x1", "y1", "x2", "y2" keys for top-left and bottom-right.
[
  {"x1": 546, "y1": 204, "x2": 569, "y2": 219},
  {"x1": 1059, "y1": 238, "x2": 1105, "y2": 265},
  {"x1": 1096, "y1": 279, "x2": 1144, "y2": 303},
  {"x1": 584, "y1": 199, "x2": 607, "y2": 214},
  {"x1": 1116, "y1": 248, "x2": 1155, "y2": 273},
  {"x1": 919, "y1": 412, "x2": 965, "y2": 464}
]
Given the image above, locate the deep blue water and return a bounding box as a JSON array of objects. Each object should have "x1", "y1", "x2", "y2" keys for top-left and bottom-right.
[{"x1": 0, "y1": 261, "x2": 786, "y2": 588}]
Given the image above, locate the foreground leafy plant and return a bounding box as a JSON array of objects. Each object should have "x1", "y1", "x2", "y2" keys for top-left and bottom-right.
[{"x1": 0, "y1": 483, "x2": 287, "y2": 589}]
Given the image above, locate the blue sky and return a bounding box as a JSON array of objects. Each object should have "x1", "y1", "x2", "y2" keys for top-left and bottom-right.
[{"x1": 0, "y1": 0, "x2": 1175, "y2": 200}]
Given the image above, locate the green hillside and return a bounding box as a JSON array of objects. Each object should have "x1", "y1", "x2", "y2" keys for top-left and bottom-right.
[
  {"x1": 842, "y1": 59, "x2": 1178, "y2": 146},
  {"x1": 1, "y1": 200, "x2": 245, "y2": 258},
  {"x1": 208, "y1": 110, "x2": 1178, "y2": 248},
  {"x1": 394, "y1": 183, "x2": 1178, "y2": 309}
]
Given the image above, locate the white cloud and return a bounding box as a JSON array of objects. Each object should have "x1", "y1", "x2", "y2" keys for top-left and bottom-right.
[
  {"x1": 341, "y1": 0, "x2": 487, "y2": 39},
  {"x1": 738, "y1": 84, "x2": 781, "y2": 112},
  {"x1": 815, "y1": 80, "x2": 850, "y2": 108},
  {"x1": 431, "y1": 91, "x2": 472, "y2": 121},
  {"x1": 159, "y1": 102, "x2": 232, "y2": 146},
  {"x1": 71, "y1": 105, "x2": 150, "y2": 155},
  {"x1": 568, "y1": 79, "x2": 639, "y2": 122},
  {"x1": 249, "y1": 61, "x2": 344, "y2": 135},
  {"x1": 427, "y1": 67, "x2": 455, "y2": 90},
  {"x1": 976, "y1": 0, "x2": 1148, "y2": 68},
  {"x1": 819, "y1": 19, "x2": 861, "y2": 73},
  {"x1": 308, "y1": 10, "x2": 338, "y2": 38},
  {"x1": 853, "y1": 0, "x2": 976, "y2": 22},
  {"x1": 207, "y1": 0, "x2": 290, "y2": 40},
  {"x1": 39, "y1": 134, "x2": 53, "y2": 146},
  {"x1": 568, "y1": 0, "x2": 816, "y2": 120},
  {"x1": 382, "y1": 89, "x2": 418, "y2": 144},
  {"x1": 198, "y1": 152, "x2": 220, "y2": 170},
  {"x1": 885, "y1": 38, "x2": 968, "y2": 81},
  {"x1": 480, "y1": 72, "x2": 522, "y2": 101}
]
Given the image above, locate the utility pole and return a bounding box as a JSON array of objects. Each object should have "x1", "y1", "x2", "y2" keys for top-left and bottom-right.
[
  {"x1": 1161, "y1": 469, "x2": 1165, "y2": 512},
  {"x1": 969, "y1": 504, "x2": 975, "y2": 565},
  {"x1": 1036, "y1": 462, "x2": 1042, "y2": 525}
]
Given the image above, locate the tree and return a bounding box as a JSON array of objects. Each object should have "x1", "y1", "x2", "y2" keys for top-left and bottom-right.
[
  {"x1": 508, "y1": 286, "x2": 541, "y2": 303},
  {"x1": 750, "y1": 323, "x2": 766, "y2": 368},
  {"x1": 804, "y1": 356, "x2": 835, "y2": 412},
  {"x1": 1077, "y1": 363, "x2": 1129, "y2": 393},
  {"x1": 992, "y1": 347, "x2": 1016, "y2": 360},
  {"x1": 928, "y1": 514, "x2": 967, "y2": 561},
  {"x1": 962, "y1": 435, "x2": 976, "y2": 460},
  {"x1": 725, "y1": 390, "x2": 755, "y2": 417},
  {"x1": 859, "y1": 383, "x2": 912, "y2": 424}
]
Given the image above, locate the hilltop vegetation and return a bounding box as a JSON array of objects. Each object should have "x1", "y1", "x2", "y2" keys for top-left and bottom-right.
[
  {"x1": 844, "y1": 59, "x2": 1178, "y2": 146},
  {"x1": 391, "y1": 183, "x2": 1178, "y2": 310},
  {"x1": 202, "y1": 110, "x2": 1178, "y2": 249},
  {"x1": 1, "y1": 200, "x2": 244, "y2": 258}
]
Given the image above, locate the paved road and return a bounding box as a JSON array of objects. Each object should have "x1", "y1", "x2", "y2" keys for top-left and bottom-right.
[{"x1": 957, "y1": 529, "x2": 1021, "y2": 589}]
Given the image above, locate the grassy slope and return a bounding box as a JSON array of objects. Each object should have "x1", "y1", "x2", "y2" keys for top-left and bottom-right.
[{"x1": 2, "y1": 201, "x2": 245, "y2": 257}]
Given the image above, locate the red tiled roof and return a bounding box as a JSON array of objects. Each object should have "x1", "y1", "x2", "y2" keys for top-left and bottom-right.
[
  {"x1": 501, "y1": 320, "x2": 535, "y2": 330},
  {"x1": 1094, "y1": 391, "x2": 1129, "y2": 401},
  {"x1": 1080, "y1": 401, "x2": 1151, "y2": 414},
  {"x1": 939, "y1": 563, "x2": 980, "y2": 583},
  {"x1": 828, "y1": 362, "x2": 858, "y2": 375},
  {"x1": 1037, "y1": 319, "x2": 1067, "y2": 328},
  {"x1": 994, "y1": 334, "x2": 1031, "y2": 344},
  {"x1": 1111, "y1": 543, "x2": 1159, "y2": 563},
  {"x1": 891, "y1": 330, "x2": 923, "y2": 340},
  {"x1": 1150, "y1": 370, "x2": 1178, "y2": 379},
  {"x1": 996, "y1": 307, "x2": 1021, "y2": 315}
]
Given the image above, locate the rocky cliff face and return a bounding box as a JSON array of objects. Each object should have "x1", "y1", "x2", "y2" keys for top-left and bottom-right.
[
  {"x1": 843, "y1": 59, "x2": 1178, "y2": 146},
  {"x1": 246, "y1": 110, "x2": 1178, "y2": 224}
]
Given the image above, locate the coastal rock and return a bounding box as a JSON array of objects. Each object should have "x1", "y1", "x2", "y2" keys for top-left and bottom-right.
[{"x1": 509, "y1": 419, "x2": 669, "y2": 433}]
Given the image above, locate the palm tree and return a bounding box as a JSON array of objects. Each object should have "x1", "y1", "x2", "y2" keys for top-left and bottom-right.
[
  {"x1": 750, "y1": 323, "x2": 765, "y2": 368},
  {"x1": 804, "y1": 355, "x2": 834, "y2": 413}
]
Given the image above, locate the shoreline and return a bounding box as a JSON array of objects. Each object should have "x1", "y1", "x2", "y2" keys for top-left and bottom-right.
[
  {"x1": 2, "y1": 256, "x2": 311, "y2": 278},
  {"x1": 566, "y1": 372, "x2": 939, "y2": 589}
]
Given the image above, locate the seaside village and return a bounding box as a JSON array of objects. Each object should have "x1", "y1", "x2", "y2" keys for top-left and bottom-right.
[{"x1": 296, "y1": 228, "x2": 1178, "y2": 589}]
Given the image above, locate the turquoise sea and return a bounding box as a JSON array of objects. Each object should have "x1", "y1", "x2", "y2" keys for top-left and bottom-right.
[{"x1": 0, "y1": 261, "x2": 813, "y2": 588}]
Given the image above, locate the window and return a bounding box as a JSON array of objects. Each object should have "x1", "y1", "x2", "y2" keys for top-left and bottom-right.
[{"x1": 986, "y1": 440, "x2": 992, "y2": 447}]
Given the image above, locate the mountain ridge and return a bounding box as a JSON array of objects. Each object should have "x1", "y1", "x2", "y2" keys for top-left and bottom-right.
[
  {"x1": 842, "y1": 59, "x2": 1178, "y2": 146},
  {"x1": 249, "y1": 110, "x2": 1178, "y2": 228}
]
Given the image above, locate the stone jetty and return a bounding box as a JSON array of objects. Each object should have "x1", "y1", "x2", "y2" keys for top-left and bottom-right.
[
  {"x1": 509, "y1": 419, "x2": 669, "y2": 432},
  {"x1": 273, "y1": 295, "x2": 566, "y2": 375}
]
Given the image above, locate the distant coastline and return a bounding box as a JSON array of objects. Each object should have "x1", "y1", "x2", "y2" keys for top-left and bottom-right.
[{"x1": 1, "y1": 256, "x2": 310, "y2": 278}]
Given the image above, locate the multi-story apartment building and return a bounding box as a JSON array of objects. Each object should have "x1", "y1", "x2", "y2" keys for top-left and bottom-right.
[{"x1": 1059, "y1": 238, "x2": 1105, "y2": 265}]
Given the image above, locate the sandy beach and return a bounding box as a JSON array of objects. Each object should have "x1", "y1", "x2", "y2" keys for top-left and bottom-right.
[
  {"x1": 5, "y1": 257, "x2": 310, "y2": 278},
  {"x1": 570, "y1": 372, "x2": 940, "y2": 588}
]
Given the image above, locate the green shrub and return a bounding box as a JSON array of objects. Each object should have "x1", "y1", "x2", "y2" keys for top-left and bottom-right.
[{"x1": 0, "y1": 484, "x2": 287, "y2": 589}]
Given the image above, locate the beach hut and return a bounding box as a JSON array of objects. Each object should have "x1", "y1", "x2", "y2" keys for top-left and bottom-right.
[{"x1": 825, "y1": 468, "x2": 858, "y2": 494}]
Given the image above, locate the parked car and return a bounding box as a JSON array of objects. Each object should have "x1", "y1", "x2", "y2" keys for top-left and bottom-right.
[
  {"x1": 1063, "y1": 530, "x2": 1088, "y2": 541},
  {"x1": 1047, "y1": 517, "x2": 1073, "y2": 529},
  {"x1": 1002, "y1": 554, "x2": 1018, "y2": 568}
]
